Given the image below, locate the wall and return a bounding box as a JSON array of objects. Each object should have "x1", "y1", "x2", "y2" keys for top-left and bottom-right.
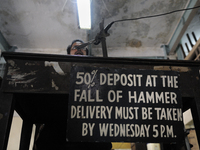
[
  {"x1": 7, "y1": 112, "x2": 35, "y2": 150},
  {"x1": 180, "y1": 9, "x2": 200, "y2": 56}
]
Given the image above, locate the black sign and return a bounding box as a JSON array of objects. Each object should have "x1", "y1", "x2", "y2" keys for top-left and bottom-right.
[{"x1": 67, "y1": 66, "x2": 184, "y2": 143}]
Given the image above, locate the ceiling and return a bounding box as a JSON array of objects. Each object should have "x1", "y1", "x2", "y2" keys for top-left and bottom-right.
[{"x1": 0, "y1": 0, "x2": 196, "y2": 56}]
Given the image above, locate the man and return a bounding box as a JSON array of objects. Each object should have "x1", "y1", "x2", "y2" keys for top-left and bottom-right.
[
  {"x1": 67, "y1": 39, "x2": 88, "y2": 55},
  {"x1": 67, "y1": 40, "x2": 112, "y2": 150},
  {"x1": 35, "y1": 40, "x2": 112, "y2": 150}
]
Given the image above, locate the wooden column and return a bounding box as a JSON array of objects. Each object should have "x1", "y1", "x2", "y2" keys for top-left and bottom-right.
[
  {"x1": 19, "y1": 121, "x2": 33, "y2": 150},
  {"x1": 0, "y1": 92, "x2": 14, "y2": 150},
  {"x1": 190, "y1": 93, "x2": 200, "y2": 147}
]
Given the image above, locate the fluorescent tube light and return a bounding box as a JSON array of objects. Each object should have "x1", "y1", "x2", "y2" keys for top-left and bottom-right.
[{"x1": 77, "y1": 0, "x2": 91, "y2": 29}]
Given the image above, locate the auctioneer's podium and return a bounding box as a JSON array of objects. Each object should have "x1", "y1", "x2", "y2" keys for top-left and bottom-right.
[{"x1": 0, "y1": 52, "x2": 200, "y2": 150}]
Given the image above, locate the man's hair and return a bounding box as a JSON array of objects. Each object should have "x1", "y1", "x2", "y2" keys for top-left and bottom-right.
[{"x1": 67, "y1": 39, "x2": 88, "y2": 55}]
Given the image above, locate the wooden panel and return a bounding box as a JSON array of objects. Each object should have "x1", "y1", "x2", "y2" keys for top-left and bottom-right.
[{"x1": 0, "y1": 92, "x2": 14, "y2": 150}]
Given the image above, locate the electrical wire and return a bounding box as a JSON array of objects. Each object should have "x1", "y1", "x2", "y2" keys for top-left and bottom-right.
[
  {"x1": 104, "y1": 5, "x2": 200, "y2": 33},
  {"x1": 62, "y1": 0, "x2": 68, "y2": 12},
  {"x1": 79, "y1": 5, "x2": 200, "y2": 47}
]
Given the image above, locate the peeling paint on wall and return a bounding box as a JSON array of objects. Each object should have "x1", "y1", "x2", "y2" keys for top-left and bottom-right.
[
  {"x1": 52, "y1": 79, "x2": 59, "y2": 90},
  {"x1": 126, "y1": 39, "x2": 142, "y2": 48},
  {"x1": 0, "y1": 0, "x2": 189, "y2": 56},
  {"x1": 3, "y1": 59, "x2": 71, "y2": 92},
  {"x1": 134, "y1": 21, "x2": 150, "y2": 38},
  {"x1": 91, "y1": 0, "x2": 188, "y2": 46},
  {"x1": 156, "y1": 32, "x2": 168, "y2": 44},
  {"x1": 94, "y1": 0, "x2": 129, "y2": 18}
]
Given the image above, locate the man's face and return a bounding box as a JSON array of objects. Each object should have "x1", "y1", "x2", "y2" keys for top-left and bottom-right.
[{"x1": 70, "y1": 42, "x2": 87, "y2": 55}]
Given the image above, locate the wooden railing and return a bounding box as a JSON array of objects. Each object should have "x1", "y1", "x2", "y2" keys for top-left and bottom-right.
[{"x1": 184, "y1": 38, "x2": 200, "y2": 60}]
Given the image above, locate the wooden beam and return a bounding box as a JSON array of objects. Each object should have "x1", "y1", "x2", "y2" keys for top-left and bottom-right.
[
  {"x1": 168, "y1": 0, "x2": 200, "y2": 54},
  {"x1": 185, "y1": 38, "x2": 200, "y2": 60},
  {"x1": 0, "y1": 31, "x2": 10, "y2": 52},
  {"x1": 19, "y1": 121, "x2": 33, "y2": 150}
]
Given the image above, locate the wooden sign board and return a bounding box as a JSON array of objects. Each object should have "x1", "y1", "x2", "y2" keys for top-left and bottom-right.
[{"x1": 67, "y1": 65, "x2": 184, "y2": 143}]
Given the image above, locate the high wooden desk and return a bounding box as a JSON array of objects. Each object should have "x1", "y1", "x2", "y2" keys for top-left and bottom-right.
[{"x1": 0, "y1": 52, "x2": 200, "y2": 150}]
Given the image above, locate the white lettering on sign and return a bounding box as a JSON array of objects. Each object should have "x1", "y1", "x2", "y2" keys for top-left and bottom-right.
[
  {"x1": 100, "y1": 73, "x2": 143, "y2": 87},
  {"x1": 154, "y1": 108, "x2": 182, "y2": 121},
  {"x1": 82, "y1": 123, "x2": 95, "y2": 136},
  {"x1": 71, "y1": 105, "x2": 113, "y2": 119},
  {"x1": 160, "y1": 75, "x2": 178, "y2": 88},
  {"x1": 107, "y1": 90, "x2": 123, "y2": 102},
  {"x1": 74, "y1": 89, "x2": 103, "y2": 102},
  {"x1": 153, "y1": 125, "x2": 175, "y2": 138},
  {"x1": 68, "y1": 68, "x2": 182, "y2": 141},
  {"x1": 115, "y1": 107, "x2": 139, "y2": 120},
  {"x1": 128, "y1": 91, "x2": 177, "y2": 104},
  {"x1": 145, "y1": 75, "x2": 158, "y2": 87},
  {"x1": 141, "y1": 107, "x2": 152, "y2": 120},
  {"x1": 99, "y1": 123, "x2": 150, "y2": 137}
]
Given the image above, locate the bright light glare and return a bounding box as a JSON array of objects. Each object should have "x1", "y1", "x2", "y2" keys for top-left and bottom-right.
[{"x1": 77, "y1": 0, "x2": 91, "y2": 29}]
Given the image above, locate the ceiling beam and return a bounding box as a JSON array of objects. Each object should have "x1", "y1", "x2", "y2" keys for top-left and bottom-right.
[
  {"x1": 0, "y1": 31, "x2": 10, "y2": 52},
  {"x1": 168, "y1": 0, "x2": 200, "y2": 55}
]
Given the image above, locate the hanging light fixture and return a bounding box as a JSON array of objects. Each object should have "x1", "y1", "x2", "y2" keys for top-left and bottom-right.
[{"x1": 77, "y1": 0, "x2": 91, "y2": 29}]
